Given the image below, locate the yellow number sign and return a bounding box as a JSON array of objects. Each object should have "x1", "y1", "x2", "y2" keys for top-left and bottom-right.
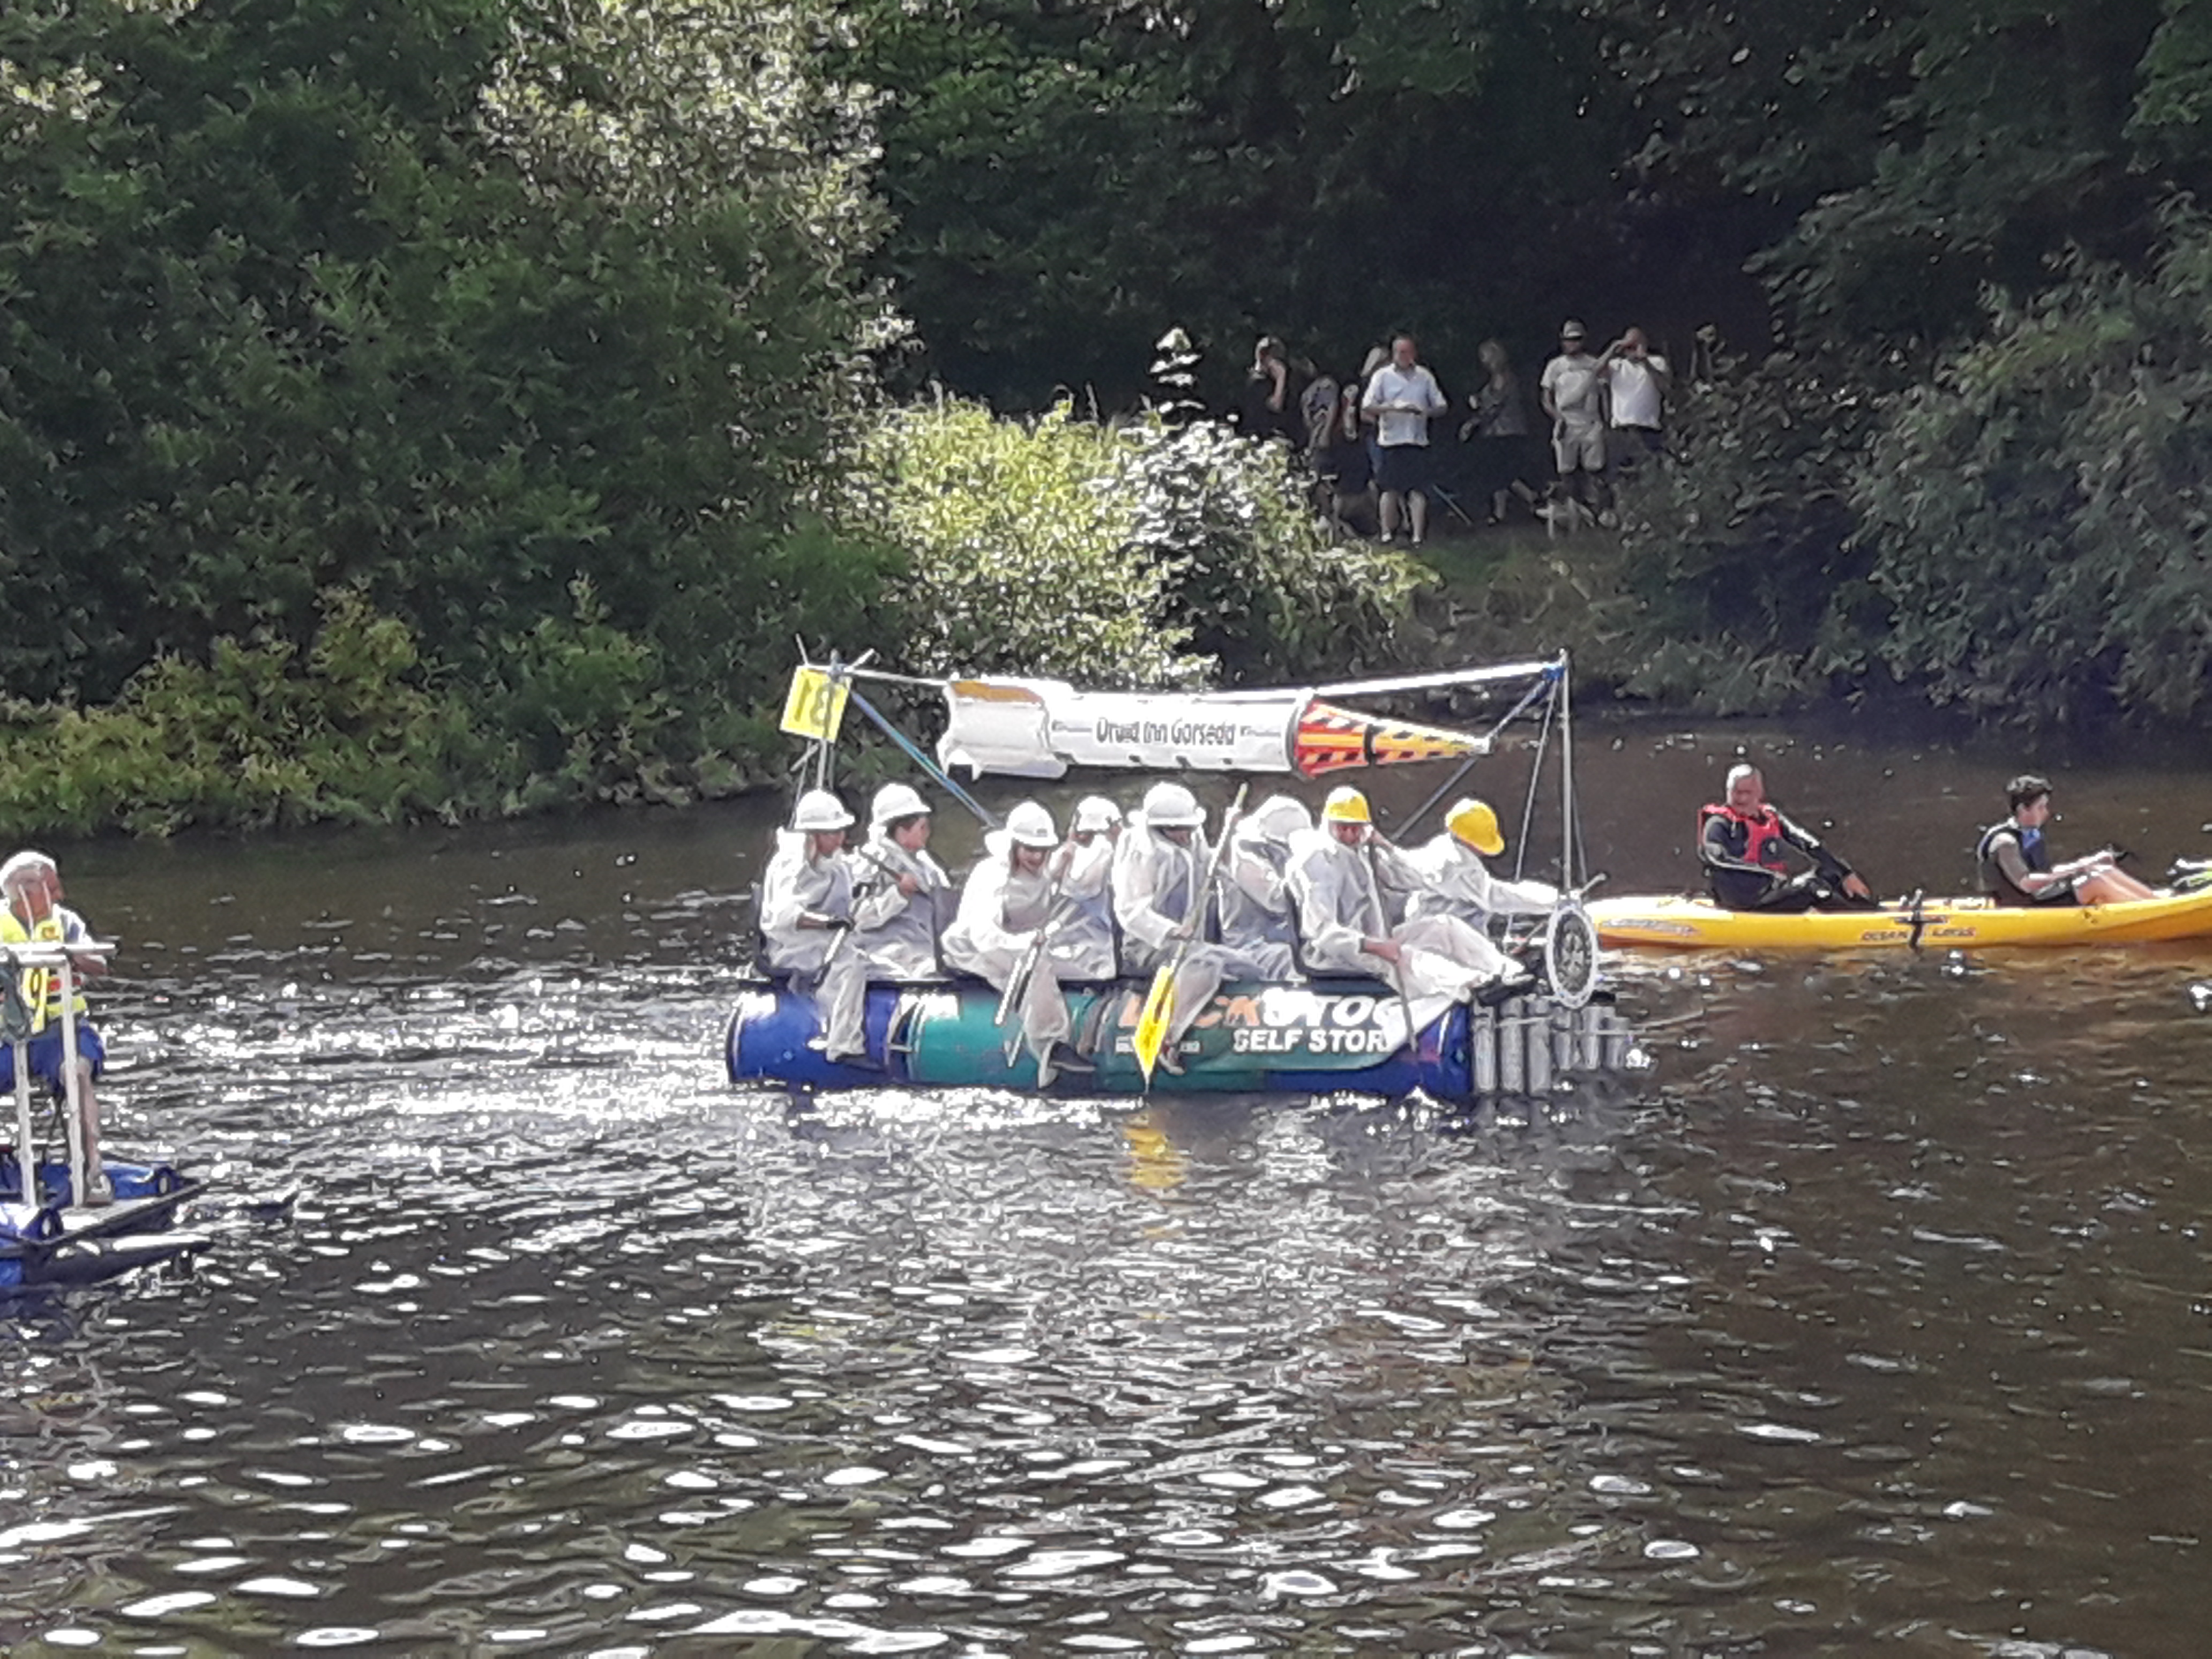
[{"x1": 779, "y1": 665, "x2": 851, "y2": 742}]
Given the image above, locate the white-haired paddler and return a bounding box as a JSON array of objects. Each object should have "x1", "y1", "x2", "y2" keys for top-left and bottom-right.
[
  {"x1": 759, "y1": 789, "x2": 872, "y2": 1063},
  {"x1": 1287, "y1": 786, "x2": 1525, "y2": 1029},
  {"x1": 943, "y1": 802, "x2": 1097, "y2": 1086}
]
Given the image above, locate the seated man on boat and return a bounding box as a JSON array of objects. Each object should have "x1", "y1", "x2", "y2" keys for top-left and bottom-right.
[
  {"x1": 0, "y1": 851, "x2": 111, "y2": 1201},
  {"x1": 1699, "y1": 764, "x2": 1873, "y2": 912},
  {"x1": 1287, "y1": 787, "x2": 1527, "y2": 1028},
  {"x1": 1403, "y1": 797, "x2": 1563, "y2": 931},
  {"x1": 1219, "y1": 795, "x2": 1309, "y2": 978},
  {"x1": 1052, "y1": 797, "x2": 1124, "y2": 974},
  {"x1": 1978, "y1": 774, "x2": 2155, "y2": 907},
  {"x1": 759, "y1": 789, "x2": 871, "y2": 1058},
  {"x1": 943, "y1": 802, "x2": 1098, "y2": 1086},
  {"x1": 1112, "y1": 782, "x2": 1281, "y2": 1068},
  {"x1": 854, "y1": 782, "x2": 952, "y2": 968}
]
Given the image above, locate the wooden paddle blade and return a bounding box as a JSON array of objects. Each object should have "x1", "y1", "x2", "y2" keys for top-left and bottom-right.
[{"x1": 1132, "y1": 965, "x2": 1175, "y2": 1083}]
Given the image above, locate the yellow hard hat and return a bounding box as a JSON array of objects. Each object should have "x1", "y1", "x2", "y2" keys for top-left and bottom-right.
[
  {"x1": 1446, "y1": 797, "x2": 1505, "y2": 855},
  {"x1": 1321, "y1": 786, "x2": 1372, "y2": 825}
]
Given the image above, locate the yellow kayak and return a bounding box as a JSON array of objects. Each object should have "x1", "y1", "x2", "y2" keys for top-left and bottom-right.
[{"x1": 1590, "y1": 889, "x2": 2212, "y2": 951}]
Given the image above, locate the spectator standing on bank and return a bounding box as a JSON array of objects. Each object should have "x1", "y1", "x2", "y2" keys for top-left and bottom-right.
[
  {"x1": 1599, "y1": 326, "x2": 1670, "y2": 468},
  {"x1": 1359, "y1": 333, "x2": 1448, "y2": 546},
  {"x1": 1538, "y1": 319, "x2": 1608, "y2": 525},
  {"x1": 1462, "y1": 339, "x2": 1536, "y2": 525}
]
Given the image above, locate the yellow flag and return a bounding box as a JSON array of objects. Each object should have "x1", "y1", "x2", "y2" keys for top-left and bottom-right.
[
  {"x1": 1131, "y1": 963, "x2": 1175, "y2": 1083},
  {"x1": 779, "y1": 666, "x2": 851, "y2": 742}
]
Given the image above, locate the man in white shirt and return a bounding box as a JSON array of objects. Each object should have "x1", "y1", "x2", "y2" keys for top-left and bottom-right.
[
  {"x1": 1538, "y1": 319, "x2": 1607, "y2": 524},
  {"x1": 1600, "y1": 325, "x2": 1670, "y2": 468},
  {"x1": 1358, "y1": 333, "x2": 1448, "y2": 546}
]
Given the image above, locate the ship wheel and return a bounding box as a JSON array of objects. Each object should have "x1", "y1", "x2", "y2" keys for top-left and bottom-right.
[{"x1": 1543, "y1": 901, "x2": 1601, "y2": 1011}]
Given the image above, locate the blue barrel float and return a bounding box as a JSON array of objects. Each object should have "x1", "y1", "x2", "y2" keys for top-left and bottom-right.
[{"x1": 726, "y1": 976, "x2": 1638, "y2": 1100}]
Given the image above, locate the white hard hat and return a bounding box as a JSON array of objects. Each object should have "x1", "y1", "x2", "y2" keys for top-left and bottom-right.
[
  {"x1": 1073, "y1": 795, "x2": 1122, "y2": 834},
  {"x1": 793, "y1": 789, "x2": 854, "y2": 832},
  {"x1": 869, "y1": 781, "x2": 930, "y2": 828},
  {"x1": 1243, "y1": 794, "x2": 1311, "y2": 845},
  {"x1": 1141, "y1": 781, "x2": 1205, "y2": 829},
  {"x1": 1005, "y1": 801, "x2": 1058, "y2": 848}
]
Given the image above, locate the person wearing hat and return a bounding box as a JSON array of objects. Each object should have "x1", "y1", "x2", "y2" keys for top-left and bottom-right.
[
  {"x1": 1053, "y1": 796, "x2": 1125, "y2": 972},
  {"x1": 1538, "y1": 319, "x2": 1608, "y2": 526},
  {"x1": 1287, "y1": 786, "x2": 1525, "y2": 1030},
  {"x1": 943, "y1": 802, "x2": 1097, "y2": 1086},
  {"x1": 0, "y1": 850, "x2": 112, "y2": 1203},
  {"x1": 759, "y1": 788, "x2": 872, "y2": 1062},
  {"x1": 851, "y1": 781, "x2": 952, "y2": 979},
  {"x1": 1402, "y1": 798, "x2": 1563, "y2": 938},
  {"x1": 1217, "y1": 794, "x2": 1309, "y2": 977},
  {"x1": 1112, "y1": 781, "x2": 1278, "y2": 1069}
]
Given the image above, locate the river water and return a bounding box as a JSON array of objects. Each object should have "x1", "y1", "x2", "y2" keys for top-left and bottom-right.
[{"x1": 5, "y1": 722, "x2": 2212, "y2": 1654}]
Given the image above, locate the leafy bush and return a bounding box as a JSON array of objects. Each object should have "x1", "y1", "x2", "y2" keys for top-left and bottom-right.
[
  {"x1": 849, "y1": 397, "x2": 1426, "y2": 688},
  {"x1": 1606, "y1": 346, "x2": 1891, "y2": 711},
  {"x1": 0, "y1": 593, "x2": 474, "y2": 838},
  {"x1": 1855, "y1": 215, "x2": 2212, "y2": 726}
]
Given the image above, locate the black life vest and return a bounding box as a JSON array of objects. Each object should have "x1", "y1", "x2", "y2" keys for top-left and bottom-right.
[
  {"x1": 1976, "y1": 818, "x2": 2050, "y2": 905},
  {"x1": 1699, "y1": 803, "x2": 1788, "y2": 872}
]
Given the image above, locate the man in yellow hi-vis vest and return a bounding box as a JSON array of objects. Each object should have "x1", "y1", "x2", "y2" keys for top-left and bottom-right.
[{"x1": 0, "y1": 850, "x2": 109, "y2": 1200}]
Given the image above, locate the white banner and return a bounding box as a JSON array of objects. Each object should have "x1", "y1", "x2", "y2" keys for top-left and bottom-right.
[{"x1": 939, "y1": 678, "x2": 1304, "y2": 778}]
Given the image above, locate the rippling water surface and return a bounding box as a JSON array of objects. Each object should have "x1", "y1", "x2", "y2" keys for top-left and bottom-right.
[{"x1": 5, "y1": 727, "x2": 2212, "y2": 1654}]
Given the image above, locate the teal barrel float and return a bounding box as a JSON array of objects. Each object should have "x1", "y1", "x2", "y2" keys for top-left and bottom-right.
[{"x1": 725, "y1": 977, "x2": 1638, "y2": 1100}]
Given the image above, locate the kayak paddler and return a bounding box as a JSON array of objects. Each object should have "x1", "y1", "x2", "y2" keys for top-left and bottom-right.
[
  {"x1": 1699, "y1": 764, "x2": 1873, "y2": 913},
  {"x1": 1977, "y1": 774, "x2": 2154, "y2": 908}
]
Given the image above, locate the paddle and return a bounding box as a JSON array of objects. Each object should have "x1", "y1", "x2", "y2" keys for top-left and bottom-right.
[{"x1": 1133, "y1": 784, "x2": 1249, "y2": 1085}]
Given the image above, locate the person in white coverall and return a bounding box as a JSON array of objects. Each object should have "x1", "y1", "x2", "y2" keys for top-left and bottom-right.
[
  {"x1": 1402, "y1": 798, "x2": 1561, "y2": 940},
  {"x1": 1053, "y1": 796, "x2": 1124, "y2": 976},
  {"x1": 943, "y1": 801, "x2": 1100, "y2": 1087},
  {"x1": 760, "y1": 789, "x2": 864, "y2": 1050},
  {"x1": 1112, "y1": 782, "x2": 1280, "y2": 1071},
  {"x1": 1287, "y1": 786, "x2": 1525, "y2": 1034},
  {"x1": 1216, "y1": 794, "x2": 1307, "y2": 979},
  {"x1": 802, "y1": 782, "x2": 953, "y2": 1063}
]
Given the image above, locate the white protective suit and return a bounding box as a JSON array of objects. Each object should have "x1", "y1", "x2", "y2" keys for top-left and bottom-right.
[
  {"x1": 1286, "y1": 826, "x2": 1511, "y2": 1033},
  {"x1": 760, "y1": 829, "x2": 870, "y2": 1056},
  {"x1": 1048, "y1": 834, "x2": 1120, "y2": 980},
  {"x1": 1113, "y1": 812, "x2": 1284, "y2": 1059},
  {"x1": 943, "y1": 831, "x2": 1107, "y2": 1085},
  {"x1": 852, "y1": 833, "x2": 952, "y2": 977},
  {"x1": 1401, "y1": 833, "x2": 1560, "y2": 930},
  {"x1": 1216, "y1": 797, "x2": 1305, "y2": 980}
]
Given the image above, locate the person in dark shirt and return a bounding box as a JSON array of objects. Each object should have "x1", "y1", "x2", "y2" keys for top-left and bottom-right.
[
  {"x1": 1976, "y1": 774, "x2": 2154, "y2": 907},
  {"x1": 1699, "y1": 764, "x2": 1873, "y2": 911}
]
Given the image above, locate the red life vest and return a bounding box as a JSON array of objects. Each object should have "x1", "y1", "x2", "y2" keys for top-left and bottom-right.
[{"x1": 1699, "y1": 803, "x2": 1788, "y2": 871}]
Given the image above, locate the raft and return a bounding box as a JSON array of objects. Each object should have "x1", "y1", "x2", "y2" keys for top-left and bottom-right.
[
  {"x1": 0, "y1": 1152, "x2": 208, "y2": 1290},
  {"x1": 726, "y1": 975, "x2": 1640, "y2": 1101},
  {"x1": 1589, "y1": 888, "x2": 2212, "y2": 951}
]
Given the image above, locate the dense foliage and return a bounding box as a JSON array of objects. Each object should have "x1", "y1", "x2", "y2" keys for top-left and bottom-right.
[
  {"x1": 0, "y1": 0, "x2": 894, "y2": 831},
  {"x1": 848, "y1": 400, "x2": 1424, "y2": 686}
]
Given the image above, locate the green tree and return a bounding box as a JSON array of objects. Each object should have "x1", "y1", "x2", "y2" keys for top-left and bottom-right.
[
  {"x1": 0, "y1": 0, "x2": 890, "y2": 738},
  {"x1": 1855, "y1": 214, "x2": 2212, "y2": 726}
]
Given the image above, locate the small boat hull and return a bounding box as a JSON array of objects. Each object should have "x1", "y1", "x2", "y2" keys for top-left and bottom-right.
[
  {"x1": 0, "y1": 1155, "x2": 208, "y2": 1289},
  {"x1": 726, "y1": 977, "x2": 1639, "y2": 1101},
  {"x1": 1590, "y1": 890, "x2": 2212, "y2": 951}
]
